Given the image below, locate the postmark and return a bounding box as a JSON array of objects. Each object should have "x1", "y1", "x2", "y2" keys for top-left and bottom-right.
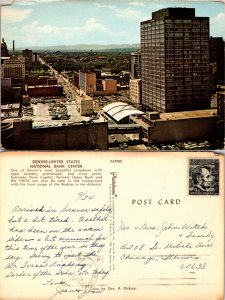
[
  {"x1": 189, "y1": 159, "x2": 219, "y2": 195},
  {"x1": 76, "y1": 253, "x2": 98, "y2": 287}
]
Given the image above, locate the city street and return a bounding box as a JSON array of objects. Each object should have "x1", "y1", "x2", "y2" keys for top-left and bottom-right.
[{"x1": 43, "y1": 60, "x2": 79, "y2": 101}]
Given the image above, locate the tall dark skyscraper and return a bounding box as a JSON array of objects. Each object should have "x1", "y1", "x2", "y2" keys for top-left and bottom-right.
[
  {"x1": 131, "y1": 50, "x2": 141, "y2": 79},
  {"x1": 22, "y1": 48, "x2": 33, "y2": 62},
  {"x1": 141, "y1": 8, "x2": 211, "y2": 112},
  {"x1": 210, "y1": 37, "x2": 224, "y2": 86}
]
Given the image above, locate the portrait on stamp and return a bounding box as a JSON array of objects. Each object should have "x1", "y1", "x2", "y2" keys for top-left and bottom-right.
[{"x1": 189, "y1": 159, "x2": 219, "y2": 195}]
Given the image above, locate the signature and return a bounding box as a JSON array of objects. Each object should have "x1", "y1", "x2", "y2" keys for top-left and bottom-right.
[
  {"x1": 49, "y1": 283, "x2": 83, "y2": 300},
  {"x1": 49, "y1": 283, "x2": 103, "y2": 300},
  {"x1": 78, "y1": 284, "x2": 103, "y2": 299}
]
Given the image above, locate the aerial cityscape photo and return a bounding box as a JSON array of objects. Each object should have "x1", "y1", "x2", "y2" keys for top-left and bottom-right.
[{"x1": 1, "y1": 0, "x2": 225, "y2": 150}]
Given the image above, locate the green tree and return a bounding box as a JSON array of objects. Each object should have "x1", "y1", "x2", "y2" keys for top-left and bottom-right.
[{"x1": 1, "y1": 87, "x2": 22, "y2": 104}]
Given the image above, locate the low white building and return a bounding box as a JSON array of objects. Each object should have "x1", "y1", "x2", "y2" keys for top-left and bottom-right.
[{"x1": 76, "y1": 94, "x2": 93, "y2": 116}]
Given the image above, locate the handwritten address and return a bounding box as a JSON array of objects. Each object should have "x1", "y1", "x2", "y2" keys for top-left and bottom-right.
[{"x1": 117, "y1": 220, "x2": 214, "y2": 270}]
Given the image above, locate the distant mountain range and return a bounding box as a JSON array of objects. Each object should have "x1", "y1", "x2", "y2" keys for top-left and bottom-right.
[{"x1": 15, "y1": 43, "x2": 140, "y2": 52}]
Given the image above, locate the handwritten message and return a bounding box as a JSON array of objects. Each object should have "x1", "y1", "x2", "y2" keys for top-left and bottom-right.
[{"x1": 4, "y1": 192, "x2": 111, "y2": 298}]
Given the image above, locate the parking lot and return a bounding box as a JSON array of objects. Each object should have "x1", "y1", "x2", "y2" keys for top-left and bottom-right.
[{"x1": 27, "y1": 98, "x2": 90, "y2": 127}]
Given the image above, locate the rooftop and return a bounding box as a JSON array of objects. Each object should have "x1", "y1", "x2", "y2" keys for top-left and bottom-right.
[
  {"x1": 1, "y1": 103, "x2": 20, "y2": 110},
  {"x1": 77, "y1": 91, "x2": 93, "y2": 101},
  {"x1": 158, "y1": 109, "x2": 217, "y2": 121},
  {"x1": 103, "y1": 101, "x2": 144, "y2": 122},
  {"x1": 217, "y1": 91, "x2": 225, "y2": 95},
  {"x1": 152, "y1": 7, "x2": 196, "y2": 20},
  {"x1": 130, "y1": 109, "x2": 218, "y2": 130},
  {"x1": 27, "y1": 85, "x2": 62, "y2": 88}
]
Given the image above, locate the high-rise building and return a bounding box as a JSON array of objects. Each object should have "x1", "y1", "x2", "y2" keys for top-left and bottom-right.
[
  {"x1": 32, "y1": 53, "x2": 40, "y2": 62},
  {"x1": 22, "y1": 48, "x2": 33, "y2": 62},
  {"x1": 129, "y1": 79, "x2": 142, "y2": 107},
  {"x1": 141, "y1": 8, "x2": 211, "y2": 112},
  {"x1": 217, "y1": 91, "x2": 225, "y2": 122},
  {"x1": 2, "y1": 58, "x2": 25, "y2": 80},
  {"x1": 79, "y1": 71, "x2": 96, "y2": 95},
  {"x1": 131, "y1": 50, "x2": 141, "y2": 79},
  {"x1": 210, "y1": 37, "x2": 224, "y2": 87}
]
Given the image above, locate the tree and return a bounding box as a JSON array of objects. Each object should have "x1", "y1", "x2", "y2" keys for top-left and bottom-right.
[
  {"x1": 1, "y1": 87, "x2": 15, "y2": 104},
  {"x1": 42, "y1": 64, "x2": 49, "y2": 72},
  {"x1": 1, "y1": 87, "x2": 22, "y2": 104}
]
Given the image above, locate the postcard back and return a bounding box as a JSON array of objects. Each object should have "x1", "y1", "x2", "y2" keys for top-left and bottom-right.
[{"x1": 0, "y1": 151, "x2": 224, "y2": 300}]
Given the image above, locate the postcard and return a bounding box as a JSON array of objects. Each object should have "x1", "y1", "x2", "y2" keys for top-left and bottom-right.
[
  {"x1": 0, "y1": 151, "x2": 224, "y2": 299},
  {"x1": 1, "y1": 0, "x2": 224, "y2": 151},
  {"x1": 0, "y1": 1, "x2": 224, "y2": 299}
]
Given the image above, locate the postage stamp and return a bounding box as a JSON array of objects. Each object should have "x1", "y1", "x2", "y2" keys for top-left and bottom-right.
[{"x1": 189, "y1": 159, "x2": 219, "y2": 195}]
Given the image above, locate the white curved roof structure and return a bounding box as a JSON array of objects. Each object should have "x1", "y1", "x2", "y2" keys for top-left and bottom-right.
[{"x1": 103, "y1": 102, "x2": 144, "y2": 122}]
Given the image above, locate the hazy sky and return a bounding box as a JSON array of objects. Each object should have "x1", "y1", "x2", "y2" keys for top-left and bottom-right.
[{"x1": 1, "y1": 0, "x2": 225, "y2": 48}]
